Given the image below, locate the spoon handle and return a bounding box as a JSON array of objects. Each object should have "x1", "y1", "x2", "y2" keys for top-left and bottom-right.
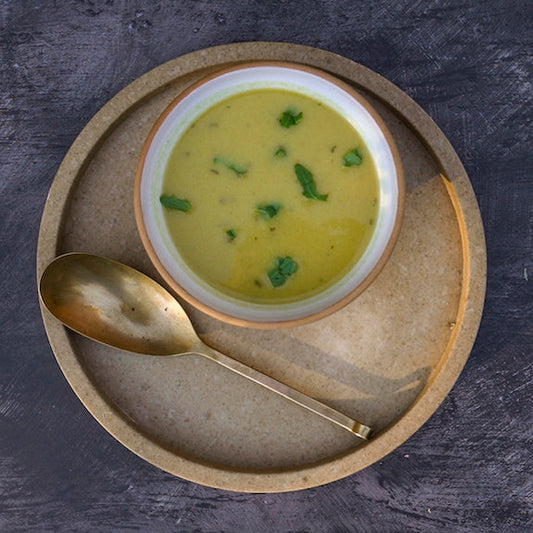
[{"x1": 196, "y1": 343, "x2": 372, "y2": 440}]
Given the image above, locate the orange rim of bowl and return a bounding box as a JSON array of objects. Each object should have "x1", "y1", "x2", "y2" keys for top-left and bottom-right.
[{"x1": 134, "y1": 61, "x2": 405, "y2": 329}]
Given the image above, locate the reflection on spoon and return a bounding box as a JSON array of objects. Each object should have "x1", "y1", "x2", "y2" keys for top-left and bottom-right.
[{"x1": 39, "y1": 252, "x2": 372, "y2": 440}]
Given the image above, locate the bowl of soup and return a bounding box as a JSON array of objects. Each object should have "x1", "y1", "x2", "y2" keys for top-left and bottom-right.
[{"x1": 134, "y1": 62, "x2": 404, "y2": 328}]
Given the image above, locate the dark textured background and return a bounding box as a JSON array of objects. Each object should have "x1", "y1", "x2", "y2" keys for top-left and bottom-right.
[{"x1": 1, "y1": 1, "x2": 531, "y2": 531}]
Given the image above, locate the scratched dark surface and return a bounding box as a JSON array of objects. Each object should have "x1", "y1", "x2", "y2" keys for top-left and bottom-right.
[{"x1": 1, "y1": 1, "x2": 531, "y2": 531}]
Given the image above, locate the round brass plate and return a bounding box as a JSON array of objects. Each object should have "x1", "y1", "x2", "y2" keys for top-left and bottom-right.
[{"x1": 37, "y1": 42, "x2": 486, "y2": 493}]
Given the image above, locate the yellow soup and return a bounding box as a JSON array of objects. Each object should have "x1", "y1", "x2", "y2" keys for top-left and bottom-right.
[{"x1": 161, "y1": 89, "x2": 379, "y2": 304}]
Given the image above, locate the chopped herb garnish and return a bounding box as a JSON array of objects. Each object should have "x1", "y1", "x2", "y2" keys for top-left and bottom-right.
[
  {"x1": 294, "y1": 164, "x2": 328, "y2": 201},
  {"x1": 278, "y1": 108, "x2": 303, "y2": 128},
  {"x1": 268, "y1": 269, "x2": 286, "y2": 287},
  {"x1": 256, "y1": 202, "x2": 282, "y2": 219},
  {"x1": 278, "y1": 257, "x2": 298, "y2": 276},
  {"x1": 226, "y1": 229, "x2": 237, "y2": 241},
  {"x1": 268, "y1": 256, "x2": 299, "y2": 287},
  {"x1": 343, "y1": 148, "x2": 363, "y2": 167},
  {"x1": 274, "y1": 146, "x2": 287, "y2": 158},
  {"x1": 160, "y1": 195, "x2": 192, "y2": 212},
  {"x1": 213, "y1": 156, "x2": 248, "y2": 176}
]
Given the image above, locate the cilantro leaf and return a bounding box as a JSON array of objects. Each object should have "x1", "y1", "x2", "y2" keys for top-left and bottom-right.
[
  {"x1": 268, "y1": 269, "x2": 287, "y2": 287},
  {"x1": 213, "y1": 156, "x2": 248, "y2": 176},
  {"x1": 278, "y1": 108, "x2": 303, "y2": 128},
  {"x1": 294, "y1": 164, "x2": 328, "y2": 201},
  {"x1": 343, "y1": 148, "x2": 363, "y2": 167},
  {"x1": 257, "y1": 202, "x2": 282, "y2": 219},
  {"x1": 160, "y1": 195, "x2": 192, "y2": 212},
  {"x1": 277, "y1": 256, "x2": 298, "y2": 276},
  {"x1": 268, "y1": 256, "x2": 299, "y2": 287}
]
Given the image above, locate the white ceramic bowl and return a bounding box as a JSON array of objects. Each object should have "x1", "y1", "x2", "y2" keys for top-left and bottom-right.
[{"x1": 135, "y1": 62, "x2": 404, "y2": 328}]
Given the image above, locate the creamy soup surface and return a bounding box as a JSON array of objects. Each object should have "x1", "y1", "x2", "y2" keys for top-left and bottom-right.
[{"x1": 161, "y1": 89, "x2": 379, "y2": 304}]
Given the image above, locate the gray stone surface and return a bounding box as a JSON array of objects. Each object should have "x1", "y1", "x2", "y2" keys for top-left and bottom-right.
[{"x1": 0, "y1": 1, "x2": 531, "y2": 531}]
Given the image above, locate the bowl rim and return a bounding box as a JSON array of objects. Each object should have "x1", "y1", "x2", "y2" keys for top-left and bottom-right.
[{"x1": 134, "y1": 60, "x2": 405, "y2": 329}]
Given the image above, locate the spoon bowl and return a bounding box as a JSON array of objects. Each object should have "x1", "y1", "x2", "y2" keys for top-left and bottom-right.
[
  {"x1": 40, "y1": 252, "x2": 372, "y2": 440},
  {"x1": 40, "y1": 253, "x2": 199, "y2": 355}
]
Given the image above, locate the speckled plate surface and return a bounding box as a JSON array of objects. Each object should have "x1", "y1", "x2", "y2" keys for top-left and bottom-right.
[{"x1": 37, "y1": 42, "x2": 486, "y2": 493}]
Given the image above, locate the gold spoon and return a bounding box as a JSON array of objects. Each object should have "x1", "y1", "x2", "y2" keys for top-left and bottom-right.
[{"x1": 39, "y1": 252, "x2": 372, "y2": 440}]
